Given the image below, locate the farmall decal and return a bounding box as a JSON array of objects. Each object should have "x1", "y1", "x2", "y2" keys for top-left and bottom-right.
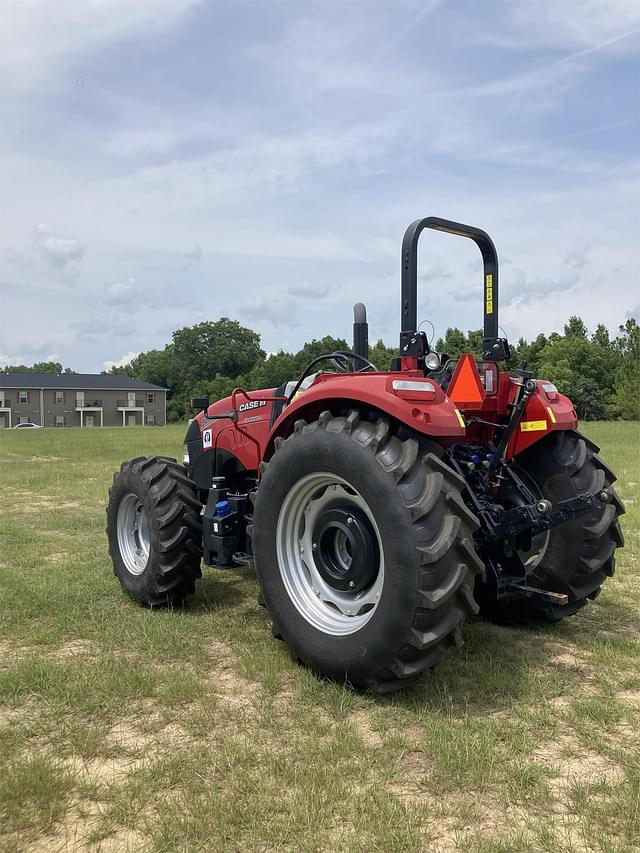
[
  {"x1": 202, "y1": 429, "x2": 213, "y2": 448},
  {"x1": 239, "y1": 400, "x2": 268, "y2": 413}
]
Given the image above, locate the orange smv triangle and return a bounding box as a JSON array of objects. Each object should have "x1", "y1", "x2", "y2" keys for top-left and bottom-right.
[{"x1": 447, "y1": 353, "x2": 485, "y2": 408}]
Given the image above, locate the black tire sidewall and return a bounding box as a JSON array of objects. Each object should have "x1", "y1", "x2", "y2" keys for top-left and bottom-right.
[{"x1": 253, "y1": 426, "x2": 425, "y2": 683}]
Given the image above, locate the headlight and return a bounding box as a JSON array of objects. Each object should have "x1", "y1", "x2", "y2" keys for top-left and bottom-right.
[{"x1": 425, "y1": 352, "x2": 441, "y2": 371}]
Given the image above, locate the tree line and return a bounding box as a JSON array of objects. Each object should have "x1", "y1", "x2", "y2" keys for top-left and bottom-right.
[
  {"x1": 106, "y1": 314, "x2": 637, "y2": 422},
  {"x1": 4, "y1": 315, "x2": 638, "y2": 421}
]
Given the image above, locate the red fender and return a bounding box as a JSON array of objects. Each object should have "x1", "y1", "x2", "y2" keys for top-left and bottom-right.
[
  {"x1": 507, "y1": 381, "x2": 578, "y2": 458},
  {"x1": 264, "y1": 371, "x2": 465, "y2": 462}
]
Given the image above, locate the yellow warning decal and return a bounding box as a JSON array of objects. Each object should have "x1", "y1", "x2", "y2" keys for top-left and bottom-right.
[
  {"x1": 520, "y1": 420, "x2": 547, "y2": 432},
  {"x1": 485, "y1": 273, "x2": 493, "y2": 315},
  {"x1": 546, "y1": 406, "x2": 557, "y2": 424},
  {"x1": 454, "y1": 408, "x2": 465, "y2": 428}
]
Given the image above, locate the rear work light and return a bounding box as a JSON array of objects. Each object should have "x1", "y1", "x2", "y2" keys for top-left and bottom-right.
[
  {"x1": 542, "y1": 383, "x2": 558, "y2": 400},
  {"x1": 391, "y1": 379, "x2": 437, "y2": 401}
]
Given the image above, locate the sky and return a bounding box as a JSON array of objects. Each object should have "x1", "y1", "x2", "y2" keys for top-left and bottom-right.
[{"x1": 0, "y1": 0, "x2": 638, "y2": 372}]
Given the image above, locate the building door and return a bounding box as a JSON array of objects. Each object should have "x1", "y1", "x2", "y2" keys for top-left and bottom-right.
[
  {"x1": 128, "y1": 392, "x2": 136, "y2": 406},
  {"x1": 0, "y1": 415, "x2": 6, "y2": 429},
  {"x1": 127, "y1": 414, "x2": 136, "y2": 426},
  {"x1": 85, "y1": 415, "x2": 95, "y2": 427}
]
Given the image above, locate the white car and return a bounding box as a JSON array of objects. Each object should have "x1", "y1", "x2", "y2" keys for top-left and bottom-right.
[{"x1": 13, "y1": 422, "x2": 43, "y2": 429}]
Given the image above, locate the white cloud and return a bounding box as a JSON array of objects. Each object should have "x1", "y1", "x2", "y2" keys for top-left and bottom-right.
[
  {"x1": 105, "y1": 278, "x2": 136, "y2": 305},
  {"x1": 0, "y1": 0, "x2": 198, "y2": 93},
  {"x1": 240, "y1": 297, "x2": 298, "y2": 329},
  {"x1": 506, "y1": 0, "x2": 640, "y2": 50},
  {"x1": 33, "y1": 223, "x2": 84, "y2": 269},
  {"x1": 286, "y1": 281, "x2": 332, "y2": 299},
  {"x1": 0, "y1": 354, "x2": 25, "y2": 367},
  {"x1": 102, "y1": 351, "x2": 140, "y2": 372}
]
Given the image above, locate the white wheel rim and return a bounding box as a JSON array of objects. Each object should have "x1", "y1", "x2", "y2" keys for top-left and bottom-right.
[
  {"x1": 117, "y1": 492, "x2": 151, "y2": 576},
  {"x1": 275, "y1": 472, "x2": 384, "y2": 636}
]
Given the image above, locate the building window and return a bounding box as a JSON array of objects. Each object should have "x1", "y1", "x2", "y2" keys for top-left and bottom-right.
[
  {"x1": 146, "y1": 392, "x2": 155, "y2": 404},
  {"x1": 55, "y1": 416, "x2": 65, "y2": 427},
  {"x1": 19, "y1": 416, "x2": 29, "y2": 424},
  {"x1": 146, "y1": 414, "x2": 155, "y2": 425},
  {"x1": 76, "y1": 392, "x2": 85, "y2": 405},
  {"x1": 55, "y1": 391, "x2": 64, "y2": 404},
  {"x1": 19, "y1": 391, "x2": 28, "y2": 404}
]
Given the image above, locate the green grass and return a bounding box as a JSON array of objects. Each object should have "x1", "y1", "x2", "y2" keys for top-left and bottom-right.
[{"x1": 0, "y1": 422, "x2": 638, "y2": 852}]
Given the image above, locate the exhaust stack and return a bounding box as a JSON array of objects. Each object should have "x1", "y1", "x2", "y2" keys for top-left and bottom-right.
[{"x1": 353, "y1": 303, "x2": 369, "y2": 361}]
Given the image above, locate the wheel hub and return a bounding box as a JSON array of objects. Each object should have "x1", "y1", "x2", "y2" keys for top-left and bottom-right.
[
  {"x1": 116, "y1": 492, "x2": 151, "y2": 576},
  {"x1": 312, "y1": 505, "x2": 379, "y2": 593},
  {"x1": 275, "y1": 473, "x2": 385, "y2": 636}
]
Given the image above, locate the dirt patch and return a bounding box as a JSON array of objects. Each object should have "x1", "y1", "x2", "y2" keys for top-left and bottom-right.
[
  {"x1": 21, "y1": 804, "x2": 147, "y2": 853},
  {"x1": 28, "y1": 456, "x2": 66, "y2": 463},
  {"x1": 16, "y1": 498, "x2": 82, "y2": 513},
  {"x1": 388, "y1": 749, "x2": 429, "y2": 802},
  {"x1": 549, "y1": 650, "x2": 594, "y2": 677},
  {"x1": 531, "y1": 733, "x2": 624, "y2": 795},
  {"x1": 44, "y1": 551, "x2": 71, "y2": 566},
  {"x1": 202, "y1": 639, "x2": 263, "y2": 711},
  {"x1": 66, "y1": 754, "x2": 146, "y2": 786},
  {"x1": 617, "y1": 688, "x2": 640, "y2": 709},
  {"x1": 105, "y1": 720, "x2": 156, "y2": 754},
  {"x1": 349, "y1": 709, "x2": 383, "y2": 747},
  {"x1": 53, "y1": 640, "x2": 96, "y2": 660}
]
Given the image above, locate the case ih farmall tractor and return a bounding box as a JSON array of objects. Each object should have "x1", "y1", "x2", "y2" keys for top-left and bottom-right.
[{"x1": 107, "y1": 217, "x2": 624, "y2": 693}]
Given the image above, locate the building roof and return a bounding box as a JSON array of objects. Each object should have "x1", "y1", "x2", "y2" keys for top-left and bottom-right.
[{"x1": 0, "y1": 373, "x2": 167, "y2": 391}]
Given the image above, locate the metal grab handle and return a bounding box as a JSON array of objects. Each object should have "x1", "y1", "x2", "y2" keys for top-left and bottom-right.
[{"x1": 401, "y1": 216, "x2": 499, "y2": 341}]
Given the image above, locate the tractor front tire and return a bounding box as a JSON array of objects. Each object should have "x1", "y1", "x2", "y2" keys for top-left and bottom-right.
[
  {"x1": 484, "y1": 430, "x2": 624, "y2": 625},
  {"x1": 252, "y1": 411, "x2": 483, "y2": 693},
  {"x1": 106, "y1": 456, "x2": 202, "y2": 607}
]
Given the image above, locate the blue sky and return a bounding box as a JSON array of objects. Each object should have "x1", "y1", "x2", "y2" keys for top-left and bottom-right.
[{"x1": 1, "y1": 0, "x2": 638, "y2": 371}]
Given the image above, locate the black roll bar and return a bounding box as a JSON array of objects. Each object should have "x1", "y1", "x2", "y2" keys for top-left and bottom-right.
[{"x1": 400, "y1": 216, "x2": 509, "y2": 360}]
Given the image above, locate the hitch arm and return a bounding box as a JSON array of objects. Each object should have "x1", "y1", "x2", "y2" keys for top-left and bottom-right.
[{"x1": 483, "y1": 489, "x2": 613, "y2": 545}]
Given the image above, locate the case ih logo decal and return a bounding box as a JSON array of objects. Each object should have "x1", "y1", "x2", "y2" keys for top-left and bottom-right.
[
  {"x1": 202, "y1": 429, "x2": 213, "y2": 448},
  {"x1": 239, "y1": 400, "x2": 268, "y2": 413}
]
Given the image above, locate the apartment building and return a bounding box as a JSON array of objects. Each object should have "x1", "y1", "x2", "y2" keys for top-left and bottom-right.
[{"x1": 0, "y1": 373, "x2": 167, "y2": 428}]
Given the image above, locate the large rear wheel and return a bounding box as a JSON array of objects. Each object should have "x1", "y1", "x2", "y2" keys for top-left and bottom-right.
[{"x1": 252, "y1": 411, "x2": 483, "y2": 693}]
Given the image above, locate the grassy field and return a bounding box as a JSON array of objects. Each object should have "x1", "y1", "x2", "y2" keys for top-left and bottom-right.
[{"x1": 0, "y1": 422, "x2": 638, "y2": 853}]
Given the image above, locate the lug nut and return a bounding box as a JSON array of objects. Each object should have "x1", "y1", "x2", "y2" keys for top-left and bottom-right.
[
  {"x1": 312, "y1": 542, "x2": 317, "y2": 551},
  {"x1": 348, "y1": 580, "x2": 355, "y2": 589},
  {"x1": 347, "y1": 516, "x2": 354, "y2": 525}
]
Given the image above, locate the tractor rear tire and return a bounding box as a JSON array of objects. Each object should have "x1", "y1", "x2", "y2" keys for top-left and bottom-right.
[
  {"x1": 106, "y1": 456, "x2": 202, "y2": 607},
  {"x1": 483, "y1": 430, "x2": 624, "y2": 625},
  {"x1": 252, "y1": 411, "x2": 483, "y2": 693}
]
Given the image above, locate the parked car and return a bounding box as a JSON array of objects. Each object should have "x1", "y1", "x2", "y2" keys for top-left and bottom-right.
[{"x1": 13, "y1": 422, "x2": 43, "y2": 429}]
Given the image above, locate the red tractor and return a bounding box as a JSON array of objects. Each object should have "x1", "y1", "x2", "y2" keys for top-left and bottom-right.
[{"x1": 107, "y1": 217, "x2": 624, "y2": 693}]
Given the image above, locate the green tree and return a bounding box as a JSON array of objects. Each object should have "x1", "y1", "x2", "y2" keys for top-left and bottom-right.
[
  {"x1": 435, "y1": 328, "x2": 467, "y2": 358},
  {"x1": 564, "y1": 316, "x2": 588, "y2": 339},
  {"x1": 368, "y1": 339, "x2": 397, "y2": 371},
  {"x1": 537, "y1": 335, "x2": 612, "y2": 420},
  {"x1": 172, "y1": 319, "x2": 264, "y2": 387},
  {"x1": 611, "y1": 318, "x2": 640, "y2": 419},
  {"x1": 3, "y1": 361, "x2": 75, "y2": 374}
]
